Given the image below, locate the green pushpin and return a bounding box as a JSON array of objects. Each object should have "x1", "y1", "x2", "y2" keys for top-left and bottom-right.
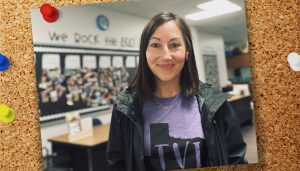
[{"x1": 0, "y1": 104, "x2": 16, "y2": 123}]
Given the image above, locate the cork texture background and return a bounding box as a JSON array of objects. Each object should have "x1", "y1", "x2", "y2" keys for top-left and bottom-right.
[{"x1": 0, "y1": 0, "x2": 299, "y2": 170}]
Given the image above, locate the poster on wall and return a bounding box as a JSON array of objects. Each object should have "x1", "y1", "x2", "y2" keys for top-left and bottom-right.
[
  {"x1": 34, "y1": 46, "x2": 139, "y2": 120},
  {"x1": 203, "y1": 53, "x2": 220, "y2": 90}
]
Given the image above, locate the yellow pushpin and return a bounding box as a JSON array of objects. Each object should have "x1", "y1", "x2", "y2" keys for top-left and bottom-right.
[{"x1": 0, "y1": 104, "x2": 16, "y2": 123}]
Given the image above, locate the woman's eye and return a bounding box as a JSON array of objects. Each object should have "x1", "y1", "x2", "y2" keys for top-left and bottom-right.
[
  {"x1": 170, "y1": 43, "x2": 180, "y2": 49},
  {"x1": 150, "y1": 43, "x2": 160, "y2": 48}
]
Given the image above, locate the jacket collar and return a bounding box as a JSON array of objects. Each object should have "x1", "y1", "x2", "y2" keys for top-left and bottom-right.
[
  {"x1": 197, "y1": 82, "x2": 229, "y2": 128},
  {"x1": 114, "y1": 82, "x2": 228, "y2": 127}
]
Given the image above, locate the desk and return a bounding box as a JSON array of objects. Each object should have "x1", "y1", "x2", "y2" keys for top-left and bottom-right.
[
  {"x1": 48, "y1": 124, "x2": 110, "y2": 171},
  {"x1": 228, "y1": 94, "x2": 250, "y2": 102}
]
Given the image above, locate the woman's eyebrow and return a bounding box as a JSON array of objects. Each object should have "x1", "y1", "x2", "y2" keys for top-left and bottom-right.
[
  {"x1": 150, "y1": 37, "x2": 160, "y2": 41},
  {"x1": 149, "y1": 37, "x2": 181, "y2": 41},
  {"x1": 170, "y1": 37, "x2": 180, "y2": 41}
]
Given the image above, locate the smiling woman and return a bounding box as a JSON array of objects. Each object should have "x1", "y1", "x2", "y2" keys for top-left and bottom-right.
[
  {"x1": 132, "y1": 12, "x2": 200, "y2": 102},
  {"x1": 107, "y1": 12, "x2": 247, "y2": 171}
]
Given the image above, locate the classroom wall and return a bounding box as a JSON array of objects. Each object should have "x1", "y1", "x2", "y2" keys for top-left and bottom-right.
[
  {"x1": 31, "y1": 5, "x2": 147, "y2": 50},
  {"x1": 190, "y1": 27, "x2": 206, "y2": 83}
]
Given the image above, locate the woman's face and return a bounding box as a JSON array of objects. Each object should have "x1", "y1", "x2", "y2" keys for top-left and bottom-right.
[{"x1": 146, "y1": 20, "x2": 188, "y2": 83}]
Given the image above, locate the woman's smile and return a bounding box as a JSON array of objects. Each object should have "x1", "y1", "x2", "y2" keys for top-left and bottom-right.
[{"x1": 157, "y1": 63, "x2": 175, "y2": 69}]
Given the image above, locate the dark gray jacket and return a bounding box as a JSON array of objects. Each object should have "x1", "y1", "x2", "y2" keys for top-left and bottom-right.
[{"x1": 106, "y1": 82, "x2": 247, "y2": 170}]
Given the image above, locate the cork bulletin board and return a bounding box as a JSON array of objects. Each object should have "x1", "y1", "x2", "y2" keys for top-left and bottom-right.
[{"x1": 0, "y1": 0, "x2": 299, "y2": 171}]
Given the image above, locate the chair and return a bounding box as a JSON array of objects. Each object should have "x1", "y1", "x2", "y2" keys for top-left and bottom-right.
[
  {"x1": 43, "y1": 147, "x2": 72, "y2": 171},
  {"x1": 92, "y1": 118, "x2": 102, "y2": 126}
]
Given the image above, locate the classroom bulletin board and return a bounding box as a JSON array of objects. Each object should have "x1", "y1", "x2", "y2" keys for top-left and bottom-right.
[{"x1": 0, "y1": 0, "x2": 299, "y2": 170}]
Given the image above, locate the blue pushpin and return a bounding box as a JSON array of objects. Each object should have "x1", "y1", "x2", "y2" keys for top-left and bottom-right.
[{"x1": 0, "y1": 53, "x2": 10, "y2": 72}]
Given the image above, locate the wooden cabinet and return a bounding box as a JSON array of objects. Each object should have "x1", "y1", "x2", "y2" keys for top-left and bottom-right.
[
  {"x1": 226, "y1": 53, "x2": 251, "y2": 84},
  {"x1": 226, "y1": 53, "x2": 250, "y2": 68}
]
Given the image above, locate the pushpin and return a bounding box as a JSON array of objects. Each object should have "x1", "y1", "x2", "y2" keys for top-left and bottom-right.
[
  {"x1": 287, "y1": 52, "x2": 300, "y2": 71},
  {"x1": 0, "y1": 53, "x2": 10, "y2": 72},
  {"x1": 40, "y1": 3, "x2": 59, "y2": 23},
  {"x1": 0, "y1": 104, "x2": 16, "y2": 124}
]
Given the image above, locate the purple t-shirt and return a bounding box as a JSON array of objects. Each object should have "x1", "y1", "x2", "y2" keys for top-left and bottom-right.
[{"x1": 143, "y1": 92, "x2": 207, "y2": 170}]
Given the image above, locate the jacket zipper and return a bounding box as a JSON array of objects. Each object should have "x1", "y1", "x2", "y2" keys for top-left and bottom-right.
[
  {"x1": 213, "y1": 119, "x2": 225, "y2": 165},
  {"x1": 196, "y1": 96, "x2": 214, "y2": 166}
]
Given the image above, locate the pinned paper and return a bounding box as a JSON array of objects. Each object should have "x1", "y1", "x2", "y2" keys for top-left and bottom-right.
[
  {"x1": 83, "y1": 55, "x2": 97, "y2": 69},
  {"x1": 112, "y1": 56, "x2": 123, "y2": 67},
  {"x1": 126, "y1": 56, "x2": 136, "y2": 68},
  {"x1": 99, "y1": 56, "x2": 111, "y2": 68}
]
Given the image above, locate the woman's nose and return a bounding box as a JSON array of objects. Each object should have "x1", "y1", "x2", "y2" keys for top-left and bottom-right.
[{"x1": 160, "y1": 46, "x2": 172, "y2": 60}]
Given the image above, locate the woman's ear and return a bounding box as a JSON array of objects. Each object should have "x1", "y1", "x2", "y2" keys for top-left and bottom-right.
[{"x1": 186, "y1": 52, "x2": 189, "y2": 61}]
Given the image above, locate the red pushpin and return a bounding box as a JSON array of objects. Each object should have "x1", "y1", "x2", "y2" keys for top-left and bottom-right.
[{"x1": 40, "y1": 4, "x2": 59, "y2": 23}]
